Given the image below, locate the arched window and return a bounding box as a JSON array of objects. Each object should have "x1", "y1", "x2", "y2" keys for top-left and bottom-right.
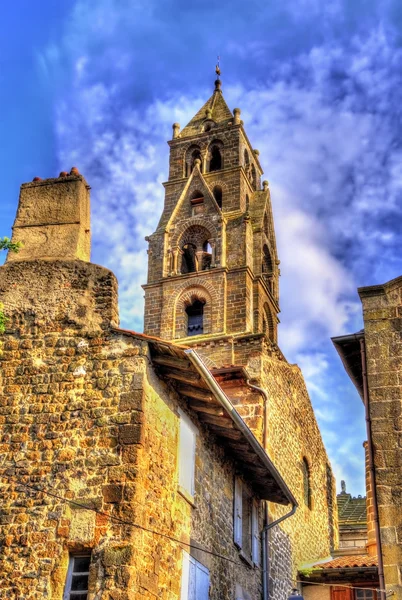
[
  {"x1": 302, "y1": 458, "x2": 312, "y2": 509},
  {"x1": 202, "y1": 241, "x2": 212, "y2": 270},
  {"x1": 179, "y1": 225, "x2": 214, "y2": 274},
  {"x1": 245, "y1": 194, "x2": 250, "y2": 211},
  {"x1": 186, "y1": 300, "x2": 205, "y2": 336},
  {"x1": 251, "y1": 164, "x2": 257, "y2": 189},
  {"x1": 181, "y1": 244, "x2": 197, "y2": 274},
  {"x1": 213, "y1": 186, "x2": 223, "y2": 209},
  {"x1": 262, "y1": 245, "x2": 273, "y2": 291},
  {"x1": 185, "y1": 145, "x2": 202, "y2": 177},
  {"x1": 209, "y1": 145, "x2": 222, "y2": 171},
  {"x1": 244, "y1": 149, "x2": 250, "y2": 167}
]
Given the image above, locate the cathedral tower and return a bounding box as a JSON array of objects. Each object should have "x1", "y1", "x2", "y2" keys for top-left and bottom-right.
[{"x1": 143, "y1": 77, "x2": 280, "y2": 366}]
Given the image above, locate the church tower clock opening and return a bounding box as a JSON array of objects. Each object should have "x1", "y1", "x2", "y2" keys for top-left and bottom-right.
[{"x1": 143, "y1": 75, "x2": 280, "y2": 367}]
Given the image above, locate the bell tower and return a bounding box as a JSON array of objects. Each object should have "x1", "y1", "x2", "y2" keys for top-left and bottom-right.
[{"x1": 143, "y1": 76, "x2": 280, "y2": 366}]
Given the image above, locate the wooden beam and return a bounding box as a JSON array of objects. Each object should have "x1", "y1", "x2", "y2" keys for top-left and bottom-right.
[
  {"x1": 188, "y1": 400, "x2": 225, "y2": 416},
  {"x1": 152, "y1": 355, "x2": 191, "y2": 370},
  {"x1": 208, "y1": 424, "x2": 243, "y2": 441},
  {"x1": 157, "y1": 366, "x2": 201, "y2": 385},
  {"x1": 198, "y1": 413, "x2": 234, "y2": 427},
  {"x1": 176, "y1": 384, "x2": 214, "y2": 402}
]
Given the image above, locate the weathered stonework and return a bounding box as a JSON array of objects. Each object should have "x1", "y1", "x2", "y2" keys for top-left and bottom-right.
[
  {"x1": 359, "y1": 277, "x2": 402, "y2": 599},
  {"x1": 143, "y1": 80, "x2": 338, "y2": 598},
  {"x1": 0, "y1": 171, "x2": 288, "y2": 600}
]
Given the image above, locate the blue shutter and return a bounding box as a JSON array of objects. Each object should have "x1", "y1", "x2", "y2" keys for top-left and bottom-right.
[
  {"x1": 234, "y1": 477, "x2": 243, "y2": 548},
  {"x1": 181, "y1": 552, "x2": 209, "y2": 600},
  {"x1": 251, "y1": 499, "x2": 260, "y2": 566}
]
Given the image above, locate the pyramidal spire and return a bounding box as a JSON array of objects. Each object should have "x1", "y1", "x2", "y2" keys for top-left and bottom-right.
[{"x1": 180, "y1": 67, "x2": 233, "y2": 138}]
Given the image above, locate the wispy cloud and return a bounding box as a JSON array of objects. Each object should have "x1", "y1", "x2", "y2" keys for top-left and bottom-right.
[{"x1": 42, "y1": 0, "x2": 402, "y2": 496}]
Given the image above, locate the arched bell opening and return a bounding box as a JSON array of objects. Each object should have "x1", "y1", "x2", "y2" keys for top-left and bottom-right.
[
  {"x1": 185, "y1": 145, "x2": 202, "y2": 177},
  {"x1": 208, "y1": 140, "x2": 224, "y2": 172},
  {"x1": 178, "y1": 224, "x2": 215, "y2": 273},
  {"x1": 262, "y1": 245, "x2": 274, "y2": 291},
  {"x1": 181, "y1": 243, "x2": 197, "y2": 274},
  {"x1": 213, "y1": 186, "x2": 223, "y2": 209},
  {"x1": 244, "y1": 149, "x2": 250, "y2": 167}
]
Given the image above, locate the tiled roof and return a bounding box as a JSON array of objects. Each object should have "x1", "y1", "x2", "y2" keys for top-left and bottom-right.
[
  {"x1": 315, "y1": 555, "x2": 378, "y2": 570},
  {"x1": 337, "y1": 492, "x2": 367, "y2": 526}
]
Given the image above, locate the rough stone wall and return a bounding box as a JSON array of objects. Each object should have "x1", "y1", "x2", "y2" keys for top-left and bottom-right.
[
  {"x1": 260, "y1": 355, "x2": 338, "y2": 579},
  {"x1": 137, "y1": 354, "x2": 265, "y2": 600},
  {"x1": 0, "y1": 255, "x2": 266, "y2": 600},
  {"x1": 360, "y1": 277, "x2": 402, "y2": 599},
  {"x1": 213, "y1": 349, "x2": 339, "y2": 597}
]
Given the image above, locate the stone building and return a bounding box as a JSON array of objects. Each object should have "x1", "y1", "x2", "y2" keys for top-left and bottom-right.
[
  {"x1": 0, "y1": 76, "x2": 338, "y2": 600},
  {"x1": 332, "y1": 275, "x2": 402, "y2": 600},
  {"x1": 143, "y1": 77, "x2": 338, "y2": 595},
  {"x1": 0, "y1": 171, "x2": 295, "y2": 600}
]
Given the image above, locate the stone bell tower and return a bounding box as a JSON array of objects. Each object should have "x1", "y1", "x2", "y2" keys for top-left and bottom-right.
[{"x1": 143, "y1": 76, "x2": 280, "y2": 366}]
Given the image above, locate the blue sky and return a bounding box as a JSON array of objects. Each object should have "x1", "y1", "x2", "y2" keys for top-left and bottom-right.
[{"x1": 2, "y1": 0, "x2": 402, "y2": 497}]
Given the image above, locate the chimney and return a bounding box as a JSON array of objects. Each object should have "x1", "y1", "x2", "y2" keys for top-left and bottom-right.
[
  {"x1": 364, "y1": 440, "x2": 377, "y2": 556},
  {"x1": 6, "y1": 169, "x2": 90, "y2": 263},
  {"x1": 0, "y1": 171, "x2": 119, "y2": 332}
]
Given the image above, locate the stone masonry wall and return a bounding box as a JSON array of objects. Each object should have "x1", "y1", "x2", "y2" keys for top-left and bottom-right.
[
  {"x1": 0, "y1": 256, "x2": 267, "y2": 599},
  {"x1": 360, "y1": 277, "x2": 402, "y2": 599}
]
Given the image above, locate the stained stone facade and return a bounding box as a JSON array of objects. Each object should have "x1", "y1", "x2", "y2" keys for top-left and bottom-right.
[
  {"x1": 333, "y1": 276, "x2": 402, "y2": 600},
  {"x1": 144, "y1": 79, "x2": 338, "y2": 597},
  {"x1": 0, "y1": 77, "x2": 339, "y2": 600},
  {"x1": 0, "y1": 171, "x2": 293, "y2": 600}
]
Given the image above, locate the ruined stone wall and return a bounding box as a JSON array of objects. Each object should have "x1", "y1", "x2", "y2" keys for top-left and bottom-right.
[{"x1": 360, "y1": 278, "x2": 402, "y2": 599}]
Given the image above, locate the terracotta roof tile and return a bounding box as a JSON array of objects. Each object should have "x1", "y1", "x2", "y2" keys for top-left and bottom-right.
[{"x1": 315, "y1": 555, "x2": 378, "y2": 570}]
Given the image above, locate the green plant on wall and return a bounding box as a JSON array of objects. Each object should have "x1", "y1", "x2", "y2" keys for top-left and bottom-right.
[
  {"x1": 0, "y1": 237, "x2": 23, "y2": 333},
  {"x1": 0, "y1": 237, "x2": 22, "y2": 253}
]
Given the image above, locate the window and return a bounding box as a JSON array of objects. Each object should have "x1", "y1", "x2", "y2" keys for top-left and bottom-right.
[
  {"x1": 181, "y1": 552, "x2": 210, "y2": 600},
  {"x1": 355, "y1": 590, "x2": 375, "y2": 600},
  {"x1": 190, "y1": 190, "x2": 205, "y2": 216},
  {"x1": 63, "y1": 555, "x2": 91, "y2": 600},
  {"x1": 302, "y1": 458, "x2": 312, "y2": 509},
  {"x1": 186, "y1": 300, "x2": 204, "y2": 336},
  {"x1": 234, "y1": 477, "x2": 260, "y2": 565},
  {"x1": 178, "y1": 409, "x2": 197, "y2": 498},
  {"x1": 209, "y1": 145, "x2": 222, "y2": 171},
  {"x1": 213, "y1": 186, "x2": 222, "y2": 209}
]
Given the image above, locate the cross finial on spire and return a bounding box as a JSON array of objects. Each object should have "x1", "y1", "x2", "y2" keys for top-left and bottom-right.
[
  {"x1": 215, "y1": 56, "x2": 222, "y2": 91},
  {"x1": 215, "y1": 56, "x2": 221, "y2": 79}
]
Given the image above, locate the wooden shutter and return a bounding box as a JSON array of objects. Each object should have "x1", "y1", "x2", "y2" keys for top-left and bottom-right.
[
  {"x1": 251, "y1": 499, "x2": 260, "y2": 566},
  {"x1": 234, "y1": 476, "x2": 243, "y2": 548},
  {"x1": 331, "y1": 586, "x2": 353, "y2": 600}
]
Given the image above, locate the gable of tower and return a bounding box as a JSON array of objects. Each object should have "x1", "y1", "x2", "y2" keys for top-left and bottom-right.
[{"x1": 166, "y1": 164, "x2": 223, "y2": 227}]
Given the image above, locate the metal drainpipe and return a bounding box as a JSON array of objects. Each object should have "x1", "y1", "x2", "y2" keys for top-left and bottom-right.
[
  {"x1": 246, "y1": 380, "x2": 298, "y2": 600},
  {"x1": 359, "y1": 337, "x2": 386, "y2": 600}
]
